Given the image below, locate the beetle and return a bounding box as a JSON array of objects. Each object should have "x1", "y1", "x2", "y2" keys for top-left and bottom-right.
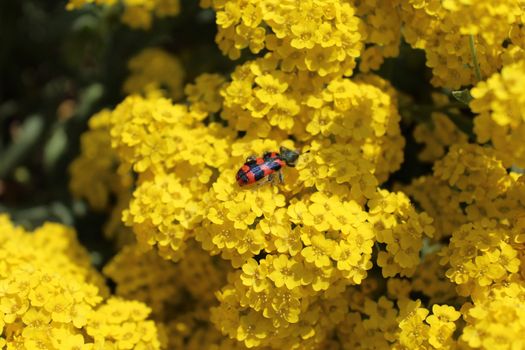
[{"x1": 236, "y1": 146, "x2": 300, "y2": 186}]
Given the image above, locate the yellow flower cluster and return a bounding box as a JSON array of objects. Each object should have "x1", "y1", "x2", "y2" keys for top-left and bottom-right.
[
  {"x1": 337, "y1": 296, "x2": 461, "y2": 349},
  {"x1": 405, "y1": 143, "x2": 525, "y2": 298},
  {"x1": 461, "y1": 282, "x2": 525, "y2": 349},
  {"x1": 471, "y1": 59, "x2": 525, "y2": 168},
  {"x1": 70, "y1": 109, "x2": 131, "y2": 211},
  {"x1": 124, "y1": 48, "x2": 185, "y2": 100},
  {"x1": 107, "y1": 94, "x2": 232, "y2": 260},
  {"x1": 413, "y1": 94, "x2": 468, "y2": 162},
  {"x1": 400, "y1": 0, "x2": 525, "y2": 88},
  {"x1": 441, "y1": 219, "x2": 521, "y2": 291},
  {"x1": 80, "y1": 57, "x2": 406, "y2": 270},
  {"x1": 66, "y1": 0, "x2": 180, "y2": 29},
  {"x1": 369, "y1": 189, "x2": 435, "y2": 278},
  {"x1": 184, "y1": 73, "x2": 226, "y2": 116},
  {"x1": 355, "y1": 0, "x2": 402, "y2": 72},
  {"x1": 404, "y1": 143, "x2": 514, "y2": 239},
  {"x1": 201, "y1": 0, "x2": 525, "y2": 88},
  {"x1": 67, "y1": 72, "x2": 431, "y2": 348},
  {"x1": 206, "y1": 0, "x2": 417, "y2": 75},
  {"x1": 204, "y1": 0, "x2": 363, "y2": 77},
  {"x1": 69, "y1": 109, "x2": 133, "y2": 246},
  {"x1": 87, "y1": 298, "x2": 163, "y2": 349},
  {"x1": 0, "y1": 215, "x2": 163, "y2": 349},
  {"x1": 103, "y1": 242, "x2": 246, "y2": 349},
  {"x1": 65, "y1": 0, "x2": 525, "y2": 348},
  {"x1": 221, "y1": 57, "x2": 404, "y2": 182},
  {"x1": 200, "y1": 182, "x2": 383, "y2": 347}
]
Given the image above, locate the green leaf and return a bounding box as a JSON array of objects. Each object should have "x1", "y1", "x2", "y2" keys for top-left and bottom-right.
[
  {"x1": 72, "y1": 13, "x2": 99, "y2": 32},
  {"x1": 43, "y1": 124, "x2": 68, "y2": 172},
  {"x1": 76, "y1": 83, "x2": 104, "y2": 119},
  {"x1": 451, "y1": 89, "x2": 473, "y2": 105},
  {"x1": 0, "y1": 115, "x2": 44, "y2": 179}
]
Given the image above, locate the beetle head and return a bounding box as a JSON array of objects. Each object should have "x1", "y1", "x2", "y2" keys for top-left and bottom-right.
[{"x1": 279, "y1": 146, "x2": 300, "y2": 167}]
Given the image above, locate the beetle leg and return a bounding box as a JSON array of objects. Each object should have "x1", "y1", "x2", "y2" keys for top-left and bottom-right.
[
  {"x1": 278, "y1": 171, "x2": 284, "y2": 184},
  {"x1": 250, "y1": 177, "x2": 273, "y2": 191}
]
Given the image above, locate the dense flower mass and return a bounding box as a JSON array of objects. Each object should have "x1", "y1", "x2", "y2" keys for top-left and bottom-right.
[
  {"x1": 12, "y1": 0, "x2": 525, "y2": 349},
  {"x1": 103, "y1": 242, "x2": 233, "y2": 348},
  {"x1": 204, "y1": 0, "x2": 364, "y2": 76},
  {"x1": 400, "y1": 0, "x2": 525, "y2": 88},
  {"x1": 461, "y1": 282, "x2": 525, "y2": 349},
  {"x1": 0, "y1": 215, "x2": 163, "y2": 349},
  {"x1": 471, "y1": 59, "x2": 525, "y2": 168}
]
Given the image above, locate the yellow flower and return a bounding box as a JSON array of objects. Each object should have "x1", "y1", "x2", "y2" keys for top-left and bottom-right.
[
  {"x1": 428, "y1": 304, "x2": 461, "y2": 324},
  {"x1": 216, "y1": 2, "x2": 241, "y2": 28},
  {"x1": 304, "y1": 46, "x2": 340, "y2": 77},
  {"x1": 332, "y1": 241, "x2": 361, "y2": 271},
  {"x1": 265, "y1": 210, "x2": 302, "y2": 256},
  {"x1": 44, "y1": 294, "x2": 74, "y2": 323},
  {"x1": 267, "y1": 255, "x2": 310, "y2": 289},
  {"x1": 268, "y1": 288, "x2": 302, "y2": 324},
  {"x1": 425, "y1": 304, "x2": 460, "y2": 349},
  {"x1": 236, "y1": 311, "x2": 272, "y2": 347},
  {"x1": 302, "y1": 203, "x2": 330, "y2": 232},
  {"x1": 28, "y1": 283, "x2": 54, "y2": 308},
  {"x1": 70, "y1": 303, "x2": 92, "y2": 328},
  {"x1": 124, "y1": 48, "x2": 185, "y2": 100},
  {"x1": 50, "y1": 329, "x2": 90, "y2": 350},
  {"x1": 86, "y1": 298, "x2": 162, "y2": 349},
  {"x1": 396, "y1": 300, "x2": 430, "y2": 348},
  {"x1": 241, "y1": 259, "x2": 270, "y2": 292},
  {"x1": 225, "y1": 201, "x2": 257, "y2": 229},
  {"x1": 254, "y1": 73, "x2": 288, "y2": 104},
  {"x1": 290, "y1": 23, "x2": 317, "y2": 49},
  {"x1": 301, "y1": 234, "x2": 336, "y2": 268},
  {"x1": 267, "y1": 94, "x2": 299, "y2": 131},
  {"x1": 21, "y1": 308, "x2": 51, "y2": 328}
]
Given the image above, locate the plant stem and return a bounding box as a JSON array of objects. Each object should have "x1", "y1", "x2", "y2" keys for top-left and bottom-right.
[{"x1": 469, "y1": 35, "x2": 482, "y2": 81}]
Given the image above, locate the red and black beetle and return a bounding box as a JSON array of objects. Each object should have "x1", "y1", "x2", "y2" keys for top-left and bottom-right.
[{"x1": 236, "y1": 146, "x2": 300, "y2": 186}]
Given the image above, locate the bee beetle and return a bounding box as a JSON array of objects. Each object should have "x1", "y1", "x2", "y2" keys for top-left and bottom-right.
[{"x1": 236, "y1": 146, "x2": 300, "y2": 186}]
